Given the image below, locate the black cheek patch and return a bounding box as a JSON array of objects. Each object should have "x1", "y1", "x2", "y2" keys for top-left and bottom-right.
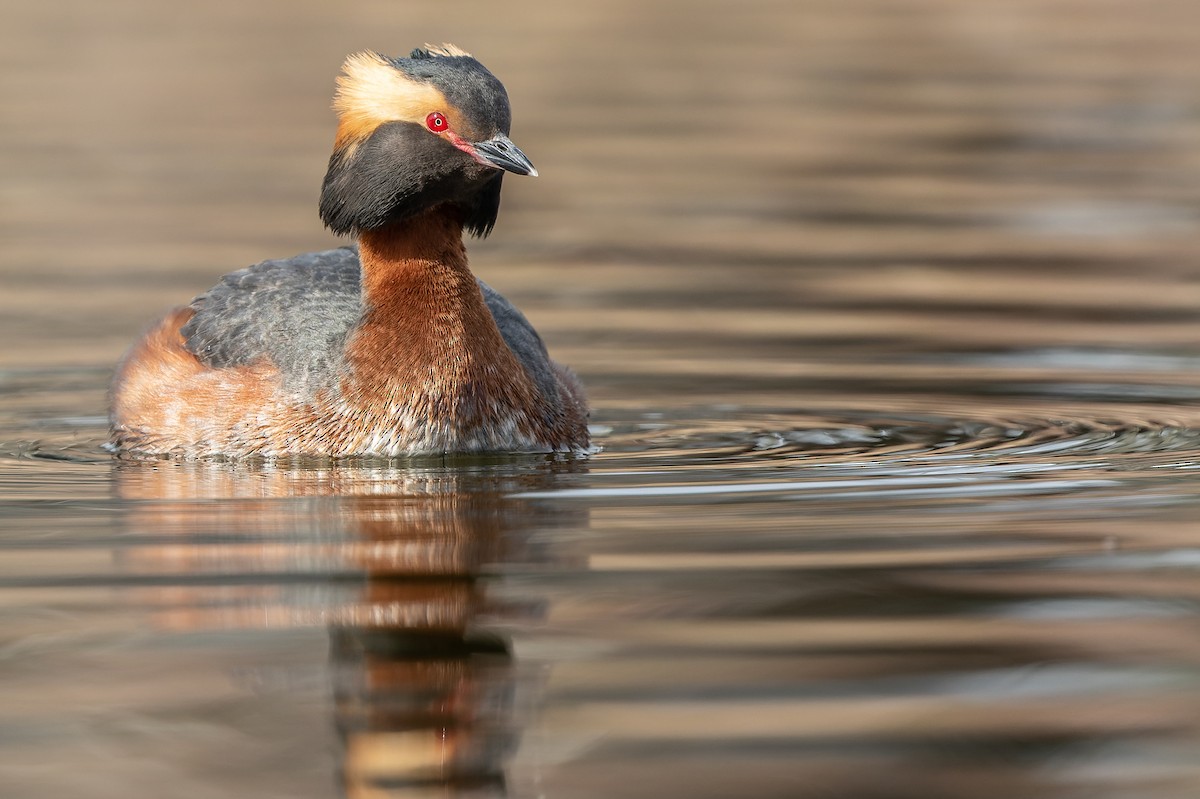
[
  {"x1": 464, "y1": 173, "x2": 503, "y2": 238},
  {"x1": 320, "y1": 121, "x2": 504, "y2": 237}
]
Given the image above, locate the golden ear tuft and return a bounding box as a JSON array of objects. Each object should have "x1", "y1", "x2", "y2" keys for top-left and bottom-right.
[
  {"x1": 333, "y1": 51, "x2": 392, "y2": 115},
  {"x1": 332, "y1": 51, "x2": 450, "y2": 145}
]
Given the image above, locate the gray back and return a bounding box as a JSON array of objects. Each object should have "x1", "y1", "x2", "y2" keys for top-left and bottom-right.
[{"x1": 181, "y1": 247, "x2": 560, "y2": 403}]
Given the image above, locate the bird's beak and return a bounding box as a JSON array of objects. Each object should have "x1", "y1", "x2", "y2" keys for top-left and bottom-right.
[{"x1": 472, "y1": 134, "x2": 538, "y2": 177}]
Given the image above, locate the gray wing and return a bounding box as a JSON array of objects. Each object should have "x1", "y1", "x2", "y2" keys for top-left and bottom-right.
[
  {"x1": 181, "y1": 247, "x2": 363, "y2": 392},
  {"x1": 181, "y1": 245, "x2": 563, "y2": 402},
  {"x1": 478, "y1": 280, "x2": 565, "y2": 407}
]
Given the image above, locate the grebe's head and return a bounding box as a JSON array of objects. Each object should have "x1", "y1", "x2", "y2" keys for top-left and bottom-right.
[{"x1": 319, "y1": 44, "x2": 537, "y2": 238}]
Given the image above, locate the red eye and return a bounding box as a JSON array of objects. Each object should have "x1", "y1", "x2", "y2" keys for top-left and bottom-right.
[{"x1": 425, "y1": 112, "x2": 448, "y2": 132}]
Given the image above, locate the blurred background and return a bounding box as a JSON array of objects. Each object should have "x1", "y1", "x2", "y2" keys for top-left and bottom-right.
[
  {"x1": 5, "y1": 1, "x2": 1200, "y2": 798},
  {"x1": 5, "y1": 0, "x2": 1198, "y2": 382}
]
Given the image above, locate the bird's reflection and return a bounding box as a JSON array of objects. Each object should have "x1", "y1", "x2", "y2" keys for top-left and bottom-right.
[{"x1": 113, "y1": 457, "x2": 587, "y2": 798}]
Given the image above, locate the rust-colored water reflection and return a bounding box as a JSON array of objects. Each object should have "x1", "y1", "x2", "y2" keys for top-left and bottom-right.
[{"x1": 110, "y1": 461, "x2": 586, "y2": 798}]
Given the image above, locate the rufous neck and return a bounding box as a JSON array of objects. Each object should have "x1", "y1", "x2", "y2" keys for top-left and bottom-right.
[
  {"x1": 355, "y1": 207, "x2": 472, "y2": 298},
  {"x1": 346, "y1": 204, "x2": 528, "y2": 403},
  {"x1": 344, "y1": 205, "x2": 540, "y2": 426}
]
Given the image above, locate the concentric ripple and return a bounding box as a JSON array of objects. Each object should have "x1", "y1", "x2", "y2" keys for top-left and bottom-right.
[
  {"x1": 5, "y1": 364, "x2": 1200, "y2": 499},
  {"x1": 592, "y1": 405, "x2": 1200, "y2": 469}
]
